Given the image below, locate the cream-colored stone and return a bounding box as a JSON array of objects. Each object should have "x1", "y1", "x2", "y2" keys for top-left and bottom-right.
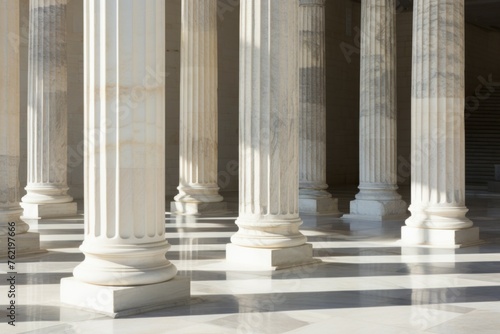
[
  {"x1": 402, "y1": 0, "x2": 478, "y2": 247},
  {"x1": 21, "y1": 0, "x2": 76, "y2": 218},
  {"x1": 61, "y1": 0, "x2": 188, "y2": 316},
  {"x1": 401, "y1": 226, "x2": 481, "y2": 248},
  {"x1": 348, "y1": 198, "x2": 408, "y2": 221},
  {"x1": 170, "y1": 201, "x2": 227, "y2": 215},
  {"x1": 0, "y1": 0, "x2": 34, "y2": 246},
  {"x1": 299, "y1": 197, "x2": 342, "y2": 216},
  {"x1": 60, "y1": 276, "x2": 190, "y2": 318},
  {"x1": 226, "y1": 243, "x2": 320, "y2": 270},
  {"x1": 173, "y1": 0, "x2": 225, "y2": 213},
  {"x1": 347, "y1": 0, "x2": 407, "y2": 220},
  {"x1": 298, "y1": 0, "x2": 341, "y2": 216},
  {"x1": 0, "y1": 232, "x2": 41, "y2": 258},
  {"x1": 21, "y1": 202, "x2": 77, "y2": 219},
  {"x1": 227, "y1": 0, "x2": 315, "y2": 269}
]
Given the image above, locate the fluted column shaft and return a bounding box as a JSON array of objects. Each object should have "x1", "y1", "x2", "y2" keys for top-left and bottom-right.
[
  {"x1": 175, "y1": 0, "x2": 222, "y2": 204},
  {"x1": 299, "y1": 0, "x2": 327, "y2": 196},
  {"x1": 405, "y1": 0, "x2": 471, "y2": 230},
  {"x1": 230, "y1": 0, "x2": 306, "y2": 248},
  {"x1": 73, "y1": 0, "x2": 176, "y2": 286},
  {"x1": 348, "y1": 0, "x2": 407, "y2": 220},
  {"x1": 298, "y1": 0, "x2": 341, "y2": 216},
  {"x1": 0, "y1": 0, "x2": 28, "y2": 234},
  {"x1": 359, "y1": 0, "x2": 397, "y2": 192},
  {"x1": 22, "y1": 0, "x2": 73, "y2": 206}
]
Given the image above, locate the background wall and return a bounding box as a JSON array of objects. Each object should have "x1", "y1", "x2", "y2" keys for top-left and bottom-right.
[
  {"x1": 165, "y1": 0, "x2": 182, "y2": 198},
  {"x1": 16, "y1": 0, "x2": 500, "y2": 203},
  {"x1": 464, "y1": 24, "x2": 500, "y2": 185},
  {"x1": 324, "y1": 0, "x2": 361, "y2": 187},
  {"x1": 395, "y1": 11, "x2": 413, "y2": 187}
]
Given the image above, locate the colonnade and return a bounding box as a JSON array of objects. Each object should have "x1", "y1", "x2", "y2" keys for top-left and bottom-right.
[{"x1": 0, "y1": 0, "x2": 478, "y2": 315}]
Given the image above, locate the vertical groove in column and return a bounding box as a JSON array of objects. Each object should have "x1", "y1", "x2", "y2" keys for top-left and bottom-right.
[
  {"x1": 298, "y1": 0, "x2": 330, "y2": 198},
  {"x1": 348, "y1": 0, "x2": 407, "y2": 219},
  {"x1": 406, "y1": 0, "x2": 471, "y2": 229},
  {"x1": 359, "y1": 0, "x2": 397, "y2": 189},
  {"x1": 22, "y1": 0, "x2": 73, "y2": 204},
  {"x1": 0, "y1": 0, "x2": 29, "y2": 233},
  {"x1": 85, "y1": 0, "x2": 167, "y2": 242},
  {"x1": 74, "y1": 0, "x2": 176, "y2": 286},
  {"x1": 231, "y1": 0, "x2": 306, "y2": 248},
  {"x1": 175, "y1": 0, "x2": 222, "y2": 204}
]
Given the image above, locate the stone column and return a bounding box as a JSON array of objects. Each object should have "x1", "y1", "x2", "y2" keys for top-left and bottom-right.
[
  {"x1": 401, "y1": 0, "x2": 479, "y2": 247},
  {"x1": 61, "y1": 0, "x2": 189, "y2": 316},
  {"x1": 298, "y1": 0, "x2": 341, "y2": 216},
  {"x1": 171, "y1": 0, "x2": 226, "y2": 215},
  {"x1": 226, "y1": 0, "x2": 317, "y2": 269},
  {"x1": 346, "y1": 0, "x2": 407, "y2": 221},
  {"x1": 21, "y1": 0, "x2": 77, "y2": 219},
  {"x1": 0, "y1": 0, "x2": 39, "y2": 256}
]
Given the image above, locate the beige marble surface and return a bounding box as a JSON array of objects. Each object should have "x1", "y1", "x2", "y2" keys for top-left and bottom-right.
[
  {"x1": 348, "y1": 0, "x2": 407, "y2": 221},
  {"x1": 0, "y1": 0, "x2": 29, "y2": 234},
  {"x1": 403, "y1": 0, "x2": 478, "y2": 247},
  {"x1": 174, "y1": 0, "x2": 224, "y2": 209},
  {"x1": 62, "y1": 2, "x2": 185, "y2": 314},
  {"x1": 298, "y1": 0, "x2": 341, "y2": 216},
  {"x1": 228, "y1": 0, "x2": 312, "y2": 268},
  {"x1": 21, "y1": 0, "x2": 76, "y2": 218},
  {"x1": 5, "y1": 189, "x2": 500, "y2": 333}
]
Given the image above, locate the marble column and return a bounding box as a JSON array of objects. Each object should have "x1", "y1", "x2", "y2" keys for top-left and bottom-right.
[
  {"x1": 298, "y1": 0, "x2": 341, "y2": 216},
  {"x1": 226, "y1": 0, "x2": 318, "y2": 269},
  {"x1": 401, "y1": 0, "x2": 479, "y2": 247},
  {"x1": 346, "y1": 0, "x2": 407, "y2": 221},
  {"x1": 21, "y1": 0, "x2": 77, "y2": 219},
  {"x1": 60, "y1": 0, "x2": 189, "y2": 316},
  {"x1": 171, "y1": 0, "x2": 226, "y2": 215},
  {"x1": 0, "y1": 0, "x2": 39, "y2": 256}
]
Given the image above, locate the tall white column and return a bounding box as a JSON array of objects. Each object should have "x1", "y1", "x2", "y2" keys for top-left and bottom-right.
[
  {"x1": 171, "y1": 0, "x2": 226, "y2": 215},
  {"x1": 0, "y1": 0, "x2": 39, "y2": 256},
  {"x1": 61, "y1": 0, "x2": 189, "y2": 316},
  {"x1": 402, "y1": 0, "x2": 479, "y2": 247},
  {"x1": 346, "y1": 0, "x2": 407, "y2": 221},
  {"x1": 298, "y1": 0, "x2": 341, "y2": 216},
  {"x1": 21, "y1": 0, "x2": 77, "y2": 219},
  {"x1": 226, "y1": 0, "x2": 317, "y2": 269}
]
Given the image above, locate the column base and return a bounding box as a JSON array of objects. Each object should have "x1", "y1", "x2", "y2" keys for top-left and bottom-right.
[
  {"x1": 0, "y1": 232, "x2": 41, "y2": 257},
  {"x1": 344, "y1": 198, "x2": 408, "y2": 221},
  {"x1": 21, "y1": 202, "x2": 78, "y2": 219},
  {"x1": 226, "y1": 243, "x2": 320, "y2": 270},
  {"x1": 170, "y1": 201, "x2": 227, "y2": 215},
  {"x1": 301, "y1": 216, "x2": 351, "y2": 231},
  {"x1": 60, "y1": 276, "x2": 190, "y2": 318},
  {"x1": 299, "y1": 197, "x2": 342, "y2": 216},
  {"x1": 400, "y1": 247, "x2": 467, "y2": 259},
  {"x1": 400, "y1": 226, "x2": 482, "y2": 248}
]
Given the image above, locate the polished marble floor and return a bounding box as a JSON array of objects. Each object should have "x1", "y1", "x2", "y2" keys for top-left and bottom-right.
[{"x1": 2, "y1": 187, "x2": 500, "y2": 333}]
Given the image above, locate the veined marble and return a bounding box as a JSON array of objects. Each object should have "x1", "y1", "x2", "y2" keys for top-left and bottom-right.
[
  {"x1": 402, "y1": 0, "x2": 479, "y2": 247},
  {"x1": 227, "y1": 0, "x2": 316, "y2": 269},
  {"x1": 21, "y1": 0, "x2": 77, "y2": 219},
  {"x1": 0, "y1": 0, "x2": 39, "y2": 256},
  {"x1": 0, "y1": 0, "x2": 28, "y2": 234},
  {"x1": 172, "y1": 0, "x2": 226, "y2": 215},
  {"x1": 60, "y1": 0, "x2": 189, "y2": 316},
  {"x1": 298, "y1": 0, "x2": 341, "y2": 217},
  {"x1": 5, "y1": 189, "x2": 500, "y2": 333},
  {"x1": 346, "y1": 0, "x2": 408, "y2": 221}
]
